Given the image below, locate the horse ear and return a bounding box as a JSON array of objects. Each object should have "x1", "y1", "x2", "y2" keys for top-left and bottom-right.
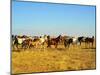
[{"x1": 59, "y1": 34, "x2": 61, "y2": 36}]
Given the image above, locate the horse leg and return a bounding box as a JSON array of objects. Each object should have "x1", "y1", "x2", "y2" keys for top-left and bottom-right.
[
  {"x1": 67, "y1": 43, "x2": 70, "y2": 49},
  {"x1": 43, "y1": 45, "x2": 45, "y2": 51},
  {"x1": 79, "y1": 42, "x2": 82, "y2": 48},
  {"x1": 22, "y1": 43, "x2": 24, "y2": 49},
  {"x1": 89, "y1": 43, "x2": 90, "y2": 48},
  {"x1": 80, "y1": 42, "x2": 81, "y2": 46},
  {"x1": 64, "y1": 44, "x2": 67, "y2": 48},
  {"x1": 22, "y1": 43, "x2": 26, "y2": 50},
  {"x1": 47, "y1": 43, "x2": 51, "y2": 48},
  {"x1": 85, "y1": 42, "x2": 87, "y2": 48},
  {"x1": 36, "y1": 43, "x2": 38, "y2": 49},
  {"x1": 88, "y1": 42, "x2": 91, "y2": 48},
  {"x1": 64, "y1": 42, "x2": 67, "y2": 48},
  {"x1": 22, "y1": 44, "x2": 25, "y2": 50},
  {"x1": 42, "y1": 44, "x2": 45, "y2": 51},
  {"x1": 41, "y1": 42, "x2": 45, "y2": 49},
  {"x1": 16, "y1": 44, "x2": 19, "y2": 51},
  {"x1": 92, "y1": 42, "x2": 94, "y2": 48},
  {"x1": 29, "y1": 44, "x2": 31, "y2": 49},
  {"x1": 29, "y1": 44, "x2": 32, "y2": 49},
  {"x1": 86, "y1": 42, "x2": 88, "y2": 48},
  {"x1": 12, "y1": 44, "x2": 14, "y2": 51},
  {"x1": 87, "y1": 42, "x2": 89, "y2": 48},
  {"x1": 72, "y1": 43, "x2": 74, "y2": 49},
  {"x1": 55, "y1": 44, "x2": 58, "y2": 48},
  {"x1": 15, "y1": 44, "x2": 18, "y2": 50}
]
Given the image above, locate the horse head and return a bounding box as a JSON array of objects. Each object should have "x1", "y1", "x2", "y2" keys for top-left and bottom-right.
[
  {"x1": 57, "y1": 35, "x2": 62, "y2": 43},
  {"x1": 92, "y1": 36, "x2": 94, "y2": 39}
]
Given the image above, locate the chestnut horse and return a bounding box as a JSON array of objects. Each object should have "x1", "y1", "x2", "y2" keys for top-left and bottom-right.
[{"x1": 47, "y1": 35, "x2": 62, "y2": 48}]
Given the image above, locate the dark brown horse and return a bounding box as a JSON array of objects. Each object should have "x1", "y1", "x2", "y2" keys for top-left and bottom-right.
[
  {"x1": 64, "y1": 38, "x2": 73, "y2": 48},
  {"x1": 47, "y1": 35, "x2": 62, "y2": 48},
  {"x1": 22, "y1": 39, "x2": 32, "y2": 49},
  {"x1": 84, "y1": 36, "x2": 94, "y2": 48}
]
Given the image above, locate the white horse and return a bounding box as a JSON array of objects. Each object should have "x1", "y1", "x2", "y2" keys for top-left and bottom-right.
[
  {"x1": 71, "y1": 36, "x2": 82, "y2": 49},
  {"x1": 72, "y1": 37, "x2": 80, "y2": 45},
  {"x1": 30, "y1": 35, "x2": 48, "y2": 49},
  {"x1": 17, "y1": 38, "x2": 26, "y2": 44},
  {"x1": 64, "y1": 36, "x2": 80, "y2": 48}
]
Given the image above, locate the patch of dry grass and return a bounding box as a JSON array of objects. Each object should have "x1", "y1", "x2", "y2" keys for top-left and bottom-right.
[{"x1": 12, "y1": 44, "x2": 96, "y2": 74}]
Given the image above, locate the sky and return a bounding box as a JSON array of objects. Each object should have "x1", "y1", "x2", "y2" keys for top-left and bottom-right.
[{"x1": 12, "y1": 1, "x2": 96, "y2": 37}]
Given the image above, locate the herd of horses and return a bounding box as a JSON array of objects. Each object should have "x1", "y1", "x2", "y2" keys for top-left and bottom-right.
[{"x1": 12, "y1": 34, "x2": 95, "y2": 50}]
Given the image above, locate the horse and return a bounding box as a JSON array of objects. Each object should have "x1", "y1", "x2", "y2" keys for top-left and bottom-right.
[
  {"x1": 77, "y1": 36, "x2": 87, "y2": 46},
  {"x1": 47, "y1": 35, "x2": 62, "y2": 48},
  {"x1": 12, "y1": 35, "x2": 19, "y2": 50},
  {"x1": 12, "y1": 35, "x2": 26, "y2": 50},
  {"x1": 84, "y1": 36, "x2": 94, "y2": 48},
  {"x1": 22, "y1": 38, "x2": 32, "y2": 49},
  {"x1": 29, "y1": 35, "x2": 48, "y2": 49},
  {"x1": 64, "y1": 36, "x2": 80, "y2": 48},
  {"x1": 64, "y1": 38, "x2": 73, "y2": 48}
]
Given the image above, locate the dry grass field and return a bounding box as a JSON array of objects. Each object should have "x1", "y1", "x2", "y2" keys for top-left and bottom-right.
[{"x1": 12, "y1": 43, "x2": 96, "y2": 74}]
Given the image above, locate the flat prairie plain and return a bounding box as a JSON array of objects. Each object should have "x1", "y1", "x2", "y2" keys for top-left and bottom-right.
[{"x1": 12, "y1": 43, "x2": 96, "y2": 74}]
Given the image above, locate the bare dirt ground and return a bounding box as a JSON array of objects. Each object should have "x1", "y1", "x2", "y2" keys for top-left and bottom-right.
[{"x1": 12, "y1": 43, "x2": 96, "y2": 74}]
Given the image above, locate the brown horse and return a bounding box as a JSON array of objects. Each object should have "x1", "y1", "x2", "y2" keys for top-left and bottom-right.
[{"x1": 47, "y1": 35, "x2": 62, "y2": 48}]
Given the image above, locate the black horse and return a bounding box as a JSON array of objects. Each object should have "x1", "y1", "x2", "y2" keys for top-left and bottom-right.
[
  {"x1": 12, "y1": 35, "x2": 19, "y2": 50},
  {"x1": 77, "y1": 36, "x2": 86, "y2": 46}
]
